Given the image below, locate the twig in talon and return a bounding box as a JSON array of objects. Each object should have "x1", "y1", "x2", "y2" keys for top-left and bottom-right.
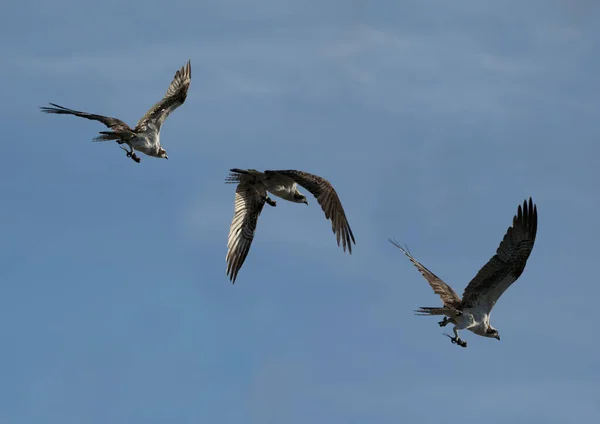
[{"x1": 443, "y1": 333, "x2": 457, "y2": 344}]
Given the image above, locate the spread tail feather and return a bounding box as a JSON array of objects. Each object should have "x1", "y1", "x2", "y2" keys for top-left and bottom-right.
[
  {"x1": 414, "y1": 306, "x2": 459, "y2": 316},
  {"x1": 93, "y1": 130, "x2": 135, "y2": 142},
  {"x1": 225, "y1": 168, "x2": 262, "y2": 184},
  {"x1": 225, "y1": 172, "x2": 243, "y2": 184}
]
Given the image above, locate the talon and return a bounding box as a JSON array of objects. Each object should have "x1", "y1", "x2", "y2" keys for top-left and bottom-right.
[
  {"x1": 443, "y1": 332, "x2": 467, "y2": 347},
  {"x1": 438, "y1": 317, "x2": 449, "y2": 327},
  {"x1": 119, "y1": 146, "x2": 141, "y2": 163}
]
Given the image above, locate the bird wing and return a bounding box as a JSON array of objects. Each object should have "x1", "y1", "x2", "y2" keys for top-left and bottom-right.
[
  {"x1": 40, "y1": 103, "x2": 132, "y2": 132},
  {"x1": 389, "y1": 239, "x2": 462, "y2": 308},
  {"x1": 267, "y1": 170, "x2": 356, "y2": 253},
  {"x1": 226, "y1": 176, "x2": 267, "y2": 284},
  {"x1": 460, "y1": 198, "x2": 538, "y2": 312},
  {"x1": 135, "y1": 60, "x2": 191, "y2": 132}
]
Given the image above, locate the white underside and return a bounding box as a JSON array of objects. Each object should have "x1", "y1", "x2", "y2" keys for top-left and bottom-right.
[
  {"x1": 453, "y1": 308, "x2": 490, "y2": 336},
  {"x1": 130, "y1": 128, "x2": 161, "y2": 157},
  {"x1": 261, "y1": 176, "x2": 298, "y2": 202}
]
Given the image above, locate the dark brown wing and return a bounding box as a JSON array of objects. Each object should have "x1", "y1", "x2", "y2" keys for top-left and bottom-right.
[
  {"x1": 135, "y1": 60, "x2": 191, "y2": 132},
  {"x1": 268, "y1": 170, "x2": 356, "y2": 253},
  {"x1": 226, "y1": 176, "x2": 267, "y2": 284},
  {"x1": 40, "y1": 103, "x2": 132, "y2": 132},
  {"x1": 460, "y1": 198, "x2": 538, "y2": 312},
  {"x1": 389, "y1": 239, "x2": 462, "y2": 308}
]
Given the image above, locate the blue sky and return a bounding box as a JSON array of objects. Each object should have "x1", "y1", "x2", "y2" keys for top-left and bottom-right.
[{"x1": 1, "y1": 0, "x2": 599, "y2": 422}]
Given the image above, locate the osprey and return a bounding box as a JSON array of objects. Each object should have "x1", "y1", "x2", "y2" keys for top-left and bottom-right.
[
  {"x1": 225, "y1": 168, "x2": 356, "y2": 284},
  {"x1": 389, "y1": 198, "x2": 537, "y2": 348},
  {"x1": 40, "y1": 60, "x2": 191, "y2": 163}
]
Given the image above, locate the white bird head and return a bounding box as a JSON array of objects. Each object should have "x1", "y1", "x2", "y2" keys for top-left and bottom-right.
[
  {"x1": 292, "y1": 189, "x2": 308, "y2": 205},
  {"x1": 485, "y1": 327, "x2": 501, "y2": 341},
  {"x1": 158, "y1": 148, "x2": 168, "y2": 160}
]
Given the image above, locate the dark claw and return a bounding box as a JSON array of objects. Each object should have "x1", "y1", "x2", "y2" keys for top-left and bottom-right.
[
  {"x1": 438, "y1": 317, "x2": 449, "y2": 327},
  {"x1": 120, "y1": 146, "x2": 141, "y2": 163},
  {"x1": 265, "y1": 197, "x2": 277, "y2": 207},
  {"x1": 126, "y1": 151, "x2": 141, "y2": 163}
]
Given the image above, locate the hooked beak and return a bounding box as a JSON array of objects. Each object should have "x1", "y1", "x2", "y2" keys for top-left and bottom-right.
[
  {"x1": 165, "y1": 156, "x2": 169, "y2": 160},
  {"x1": 303, "y1": 200, "x2": 309, "y2": 205},
  {"x1": 495, "y1": 335, "x2": 501, "y2": 341}
]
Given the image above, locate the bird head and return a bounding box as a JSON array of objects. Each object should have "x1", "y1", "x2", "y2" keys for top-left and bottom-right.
[
  {"x1": 158, "y1": 148, "x2": 168, "y2": 160},
  {"x1": 486, "y1": 327, "x2": 500, "y2": 341},
  {"x1": 293, "y1": 191, "x2": 309, "y2": 205}
]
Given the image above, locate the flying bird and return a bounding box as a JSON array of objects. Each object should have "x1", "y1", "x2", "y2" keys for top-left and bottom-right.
[
  {"x1": 40, "y1": 60, "x2": 191, "y2": 163},
  {"x1": 389, "y1": 198, "x2": 537, "y2": 348},
  {"x1": 225, "y1": 168, "x2": 356, "y2": 283}
]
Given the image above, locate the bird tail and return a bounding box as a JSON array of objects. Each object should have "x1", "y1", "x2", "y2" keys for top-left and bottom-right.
[
  {"x1": 225, "y1": 168, "x2": 262, "y2": 184},
  {"x1": 414, "y1": 306, "x2": 457, "y2": 316},
  {"x1": 93, "y1": 130, "x2": 134, "y2": 142},
  {"x1": 225, "y1": 170, "x2": 244, "y2": 184}
]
